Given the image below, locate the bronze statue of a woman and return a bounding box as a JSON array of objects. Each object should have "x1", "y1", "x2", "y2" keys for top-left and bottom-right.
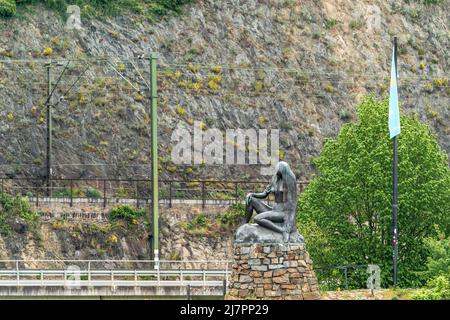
[{"x1": 244, "y1": 161, "x2": 298, "y2": 243}]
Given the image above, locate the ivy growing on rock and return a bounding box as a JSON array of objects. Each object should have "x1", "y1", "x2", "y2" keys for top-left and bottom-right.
[{"x1": 1, "y1": 0, "x2": 195, "y2": 19}]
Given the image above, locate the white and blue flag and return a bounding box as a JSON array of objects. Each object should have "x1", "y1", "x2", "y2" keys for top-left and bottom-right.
[{"x1": 389, "y1": 46, "x2": 400, "y2": 139}]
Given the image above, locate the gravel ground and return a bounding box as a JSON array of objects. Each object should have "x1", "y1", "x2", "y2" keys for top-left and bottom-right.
[{"x1": 320, "y1": 289, "x2": 419, "y2": 300}]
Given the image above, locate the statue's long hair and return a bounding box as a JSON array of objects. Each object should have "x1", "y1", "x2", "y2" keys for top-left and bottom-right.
[
  {"x1": 271, "y1": 161, "x2": 297, "y2": 203},
  {"x1": 271, "y1": 161, "x2": 297, "y2": 233}
]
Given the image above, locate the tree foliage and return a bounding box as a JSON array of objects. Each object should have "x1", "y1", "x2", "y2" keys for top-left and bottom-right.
[
  {"x1": 0, "y1": 0, "x2": 16, "y2": 17},
  {"x1": 297, "y1": 96, "x2": 450, "y2": 288},
  {"x1": 109, "y1": 205, "x2": 145, "y2": 222},
  {"x1": 410, "y1": 227, "x2": 450, "y2": 299},
  {"x1": 412, "y1": 276, "x2": 450, "y2": 300},
  {"x1": 0, "y1": 192, "x2": 39, "y2": 235},
  {"x1": 421, "y1": 226, "x2": 449, "y2": 281},
  {"x1": 3, "y1": 0, "x2": 194, "y2": 19}
]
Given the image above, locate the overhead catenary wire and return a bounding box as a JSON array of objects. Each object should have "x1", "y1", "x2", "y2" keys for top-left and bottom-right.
[
  {"x1": 0, "y1": 56, "x2": 443, "y2": 79},
  {"x1": 106, "y1": 60, "x2": 141, "y2": 93},
  {"x1": 2, "y1": 60, "x2": 446, "y2": 86},
  {"x1": 129, "y1": 58, "x2": 151, "y2": 89},
  {"x1": 3, "y1": 76, "x2": 449, "y2": 88},
  {"x1": 0, "y1": 56, "x2": 447, "y2": 178},
  {"x1": 52, "y1": 64, "x2": 91, "y2": 108},
  {"x1": 44, "y1": 60, "x2": 71, "y2": 105}
]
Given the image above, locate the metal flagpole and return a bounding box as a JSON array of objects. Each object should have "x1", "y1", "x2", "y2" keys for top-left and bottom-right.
[
  {"x1": 150, "y1": 52, "x2": 159, "y2": 269},
  {"x1": 392, "y1": 37, "x2": 399, "y2": 288}
]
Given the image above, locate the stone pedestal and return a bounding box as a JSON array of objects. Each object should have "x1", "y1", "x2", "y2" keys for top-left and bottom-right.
[{"x1": 227, "y1": 243, "x2": 320, "y2": 300}]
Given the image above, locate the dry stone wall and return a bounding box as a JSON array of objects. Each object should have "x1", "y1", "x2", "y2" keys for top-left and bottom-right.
[{"x1": 228, "y1": 243, "x2": 320, "y2": 300}]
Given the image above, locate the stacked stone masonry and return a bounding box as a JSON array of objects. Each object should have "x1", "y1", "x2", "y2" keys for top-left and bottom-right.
[{"x1": 228, "y1": 243, "x2": 320, "y2": 300}]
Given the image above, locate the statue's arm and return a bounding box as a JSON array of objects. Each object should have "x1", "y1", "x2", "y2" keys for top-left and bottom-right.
[{"x1": 250, "y1": 184, "x2": 273, "y2": 199}]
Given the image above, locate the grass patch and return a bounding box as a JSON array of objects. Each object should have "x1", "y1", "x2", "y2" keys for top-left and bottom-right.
[
  {"x1": 383, "y1": 288, "x2": 422, "y2": 300},
  {"x1": 53, "y1": 187, "x2": 102, "y2": 199},
  {"x1": 179, "y1": 204, "x2": 245, "y2": 237},
  {"x1": 0, "y1": 0, "x2": 16, "y2": 17},
  {"x1": 0, "y1": 192, "x2": 39, "y2": 235},
  {"x1": 109, "y1": 205, "x2": 145, "y2": 222},
  {"x1": 324, "y1": 18, "x2": 339, "y2": 29}
]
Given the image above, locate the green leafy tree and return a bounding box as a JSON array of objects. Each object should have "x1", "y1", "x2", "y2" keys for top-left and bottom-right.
[
  {"x1": 412, "y1": 276, "x2": 450, "y2": 300},
  {"x1": 421, "y1": 226, "x2": 449, "y2": 281},
  {"x1": 411, "y1": 226, "x2": 450, "y2": 299},
  {"x1": 297, "y1": 96, "x2": 450, "y2": 288}
]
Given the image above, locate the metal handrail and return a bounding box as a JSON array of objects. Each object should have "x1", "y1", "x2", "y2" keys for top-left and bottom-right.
[
  {"x1": 0, "y1": 265, "x2": 232, "y2": 289},
  {"x1": 0, "y1": 177, "x2": 308, "y2": 183},
  {"x1": 0, "y1": 259, "x2": 232, "y2": 290},
  {"x1": 0, "y1": 259, "x2": 232, "y2": 263},
  {"x1": 315, "y1": 264, "x2": 369, "y2": 270},
  {"x1": 315, "y1": 264, "x2": 373, "y2": 290},
  {"x1": 0, "y1": 177, "x2": 309, "y2": 209},
  {"x1": 0, "y1": 270, "x2": 230, "y2": 275}
]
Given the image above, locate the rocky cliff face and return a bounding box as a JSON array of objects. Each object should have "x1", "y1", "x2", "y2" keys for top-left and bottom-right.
[
  {"x1": 0, "y1": 204, "x2": 234, "y2": 264},
  {"x1": 0, "y1": 218, "x2": 151, "y2": 263},
  {"x1": 0, "y1": 0, "x2": 448, "y2": 183}
]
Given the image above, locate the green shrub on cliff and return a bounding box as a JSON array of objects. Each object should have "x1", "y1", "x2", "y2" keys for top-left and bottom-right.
[
  {"x1": 412, "y1": 276, "x2": 450, "y2": 300},
  {"x1": 297, "y1": 96, "x2": 450, "y2": 288},
  {"x1": 0, "y1": 192, "x2": 38, "y2": 222},
  {"x1": 109, "y1": 204, "x2": 145, "y2": 222},
  {"x1": 149, "y1": 0, "x2": 193, "y2": 17},
  {"x1": 187, "y1": 214, "x2": 209, "y2": 229},
  {"x1": 53, "y1": 187, "x2": 101, "y2": 199},
  {"x1": 180, "y1": 205, "x2": 246, "y2": 236},
  {"x1": 86, "y1": 187, "x2": 102, "y2": 199},
  {"x1": 4, "y1": 0, "x2": 195, "y2": 19},
  {"x1": 0, "y1": 0, "x2": 16, "y2": 17},
  {"x1": 219, "y1": 203, "x2": 245, "y2": 226},
  {"x1": 420, "y1": 226, "x2": 450, "y2": 282},
  {"x1": 423, "y1": 0, "x2": 444, "y2": 5},
  {"x1": 0, "y1": 192, "x2": 39, "y2": 235}
]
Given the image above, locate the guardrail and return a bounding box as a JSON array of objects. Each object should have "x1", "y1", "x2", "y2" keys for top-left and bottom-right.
[
  {"x1": 0, "y1": 260, "x2": 378, "y2": 295},
  {"x1": 0, "y1": 177, "x2": 309, "y2": 208},
  {"x1": 315, "y1": 264, "x2": 372, "y2": 290},
  {"x1": 0, "y1": 259, "x2": 232, "y2": 292}
]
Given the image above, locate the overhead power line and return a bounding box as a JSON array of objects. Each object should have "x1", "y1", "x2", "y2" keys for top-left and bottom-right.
[{"x1": 1, "y1": 56, "x2": 445, "y2": 79}]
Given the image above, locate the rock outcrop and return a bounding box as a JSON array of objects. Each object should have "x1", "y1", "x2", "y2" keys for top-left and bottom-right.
[
  {"x1": 235, "y1": 223, "x2": 304, "y2": 244},
  {"x1": 0, "y1": 1, "x2": 448, "y2": 182}
]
